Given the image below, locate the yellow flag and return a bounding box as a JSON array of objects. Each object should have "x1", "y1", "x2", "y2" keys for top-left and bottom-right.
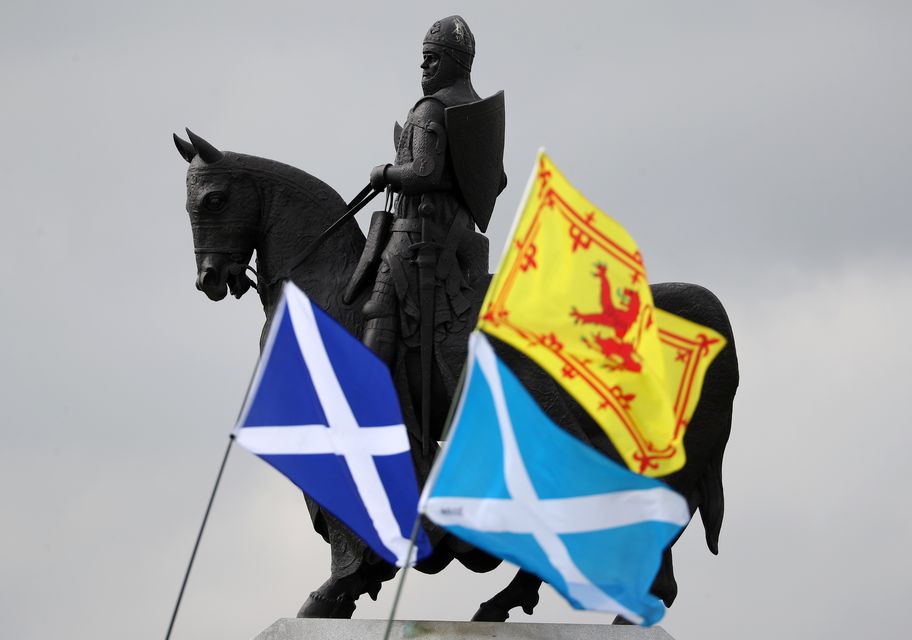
[{"x1": 478, "y1": 152, "x2": 726, "y2": 476}]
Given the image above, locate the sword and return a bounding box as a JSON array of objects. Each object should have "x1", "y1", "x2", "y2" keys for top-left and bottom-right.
[{"x1": 415, "y1": 197, "x2": 437, "y2": 457}]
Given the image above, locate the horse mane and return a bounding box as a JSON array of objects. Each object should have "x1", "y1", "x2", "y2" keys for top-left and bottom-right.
[{"x1": 225, "y1": 152, "x2": 347, "y2": 213}]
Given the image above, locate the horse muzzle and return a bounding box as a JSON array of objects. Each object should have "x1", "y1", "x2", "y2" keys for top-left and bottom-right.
[
  {"x1": 196, "y1": 263, "x2": 229, "y2": 301},
  {"x1": 196, "y1": 252, "x2": 256, "y2": 301}
]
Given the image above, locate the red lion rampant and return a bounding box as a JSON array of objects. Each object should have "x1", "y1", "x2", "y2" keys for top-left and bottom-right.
[
  {"x1": 571, "y1": 263, "x2": 643, "y2": 373},
  {"x1": 570, "y1": 263, "x2": 641, "y2": 338}
]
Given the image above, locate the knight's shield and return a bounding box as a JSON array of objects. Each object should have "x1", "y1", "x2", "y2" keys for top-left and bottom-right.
[{"x1": 445, "y1": 91, "x2": 505, "y2": 232}]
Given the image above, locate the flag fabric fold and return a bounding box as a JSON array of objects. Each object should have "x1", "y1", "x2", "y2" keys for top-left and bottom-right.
[
  {"x1": 234, "y1": 282, "x2": 431, "y2": 567},
  {"x1": 477, "y1": 151, "x2": 726, "y2": 476},
  {"x1": 420, "y1": 332, "x2": 690, "y2": 625}
]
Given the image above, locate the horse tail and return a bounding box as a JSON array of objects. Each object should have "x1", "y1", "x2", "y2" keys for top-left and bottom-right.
[
  {"x1": 694, "y1": 320, "x2": 738, "y2": 556},
  {"x1": 696, "y1": 433, "x2": 727, "y2": 555}
]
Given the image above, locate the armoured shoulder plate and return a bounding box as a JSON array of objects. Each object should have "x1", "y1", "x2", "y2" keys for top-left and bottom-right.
[{"x1": 444, "y1": 91, "x2": 506, "y2": 233}]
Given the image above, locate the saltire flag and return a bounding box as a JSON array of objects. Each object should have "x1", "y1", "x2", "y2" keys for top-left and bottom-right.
[
  {"x1": 477, "y1": 151, "x2": 727, "y2": 476},
  {"x1": 420, "y1": 333, "x2": 689, "y2": 625},
  {"x1": 234, "y1": 282, "x2": 431, "y2": 567}
]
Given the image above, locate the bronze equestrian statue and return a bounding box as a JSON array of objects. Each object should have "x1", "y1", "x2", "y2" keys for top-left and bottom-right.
[{"x1": 174, "y1": 14, "x2": 738, "y2": 624}]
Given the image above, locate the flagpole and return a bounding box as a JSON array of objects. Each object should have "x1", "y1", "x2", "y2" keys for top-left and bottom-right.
[
  {"x1": 379, "y1": 334, "x2": 476, "y2": 640},
  {"x1": 381, "y1": 516, "x2": 422, "y2": 640},
  {"x1": 164, "y1": 435, "x2": 234, "y2": 640},
  {"x1": 380, "y1": 351, "x2": 471, "y2": 640}
]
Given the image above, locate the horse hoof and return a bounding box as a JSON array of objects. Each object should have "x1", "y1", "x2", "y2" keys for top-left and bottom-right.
[
  {"x1": 297, "y1": 591, "x2": 356, "y2": 619},
  {"x1": 612, "y1": 615, "x2": 634, "y2": 625},
  {"x1": 471, "y1": 583, "x2": 540, "y2": 622},
  {"x1": 471, "y1": 600, "x2": 510, "y2": 622},
  {"x1": 520, "y1": 590, "x2": 540, "y2": 615}
]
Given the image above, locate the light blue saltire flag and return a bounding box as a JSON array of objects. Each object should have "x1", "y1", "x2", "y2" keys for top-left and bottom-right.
[
  {"x1": 234, "y1": 282, "x2": 431, "y2": 567},
  {"x1": 419, "y1": 332, "x2": 690, "y2": 625}
]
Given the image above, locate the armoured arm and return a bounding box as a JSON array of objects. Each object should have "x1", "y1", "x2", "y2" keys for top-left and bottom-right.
[{"x1": 371, "y1": 99, "x2": 448, "y2": 195}]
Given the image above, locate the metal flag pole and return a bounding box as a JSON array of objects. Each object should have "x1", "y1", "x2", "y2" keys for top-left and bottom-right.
[
  {"x1": 164, "y1": 434, "x2": 235, "y2": 640},
  {"x1": 381, "y1": 516, "x2": 423, "y2": 640},
  {"x1": 380, "y1": 341, "x2": 474, "y2": 640}
]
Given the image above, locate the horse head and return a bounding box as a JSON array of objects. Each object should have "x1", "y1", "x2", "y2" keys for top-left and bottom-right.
[{"x1": 175, "y1": 129, "x2": 259, "y2": 301}]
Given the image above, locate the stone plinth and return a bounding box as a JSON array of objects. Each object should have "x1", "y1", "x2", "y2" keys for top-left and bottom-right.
[{"x1": 253, "y1": 619, "x2": 674, "y2": 640}]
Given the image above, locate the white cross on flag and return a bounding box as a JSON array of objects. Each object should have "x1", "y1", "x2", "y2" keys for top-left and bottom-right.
[
  {"x1": 420, "y1": 333, "x2": 690, "y2": 625},
  {"x1": 234, "y1": 282, "x2": 431, "y2": 567}
]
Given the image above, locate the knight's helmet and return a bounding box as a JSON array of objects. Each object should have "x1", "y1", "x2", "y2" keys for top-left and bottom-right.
[
  {"x1": 421, "y1": 15, "x2": 476, "y2": 95},
  {"x1": 424, "y1": 15, "x2": 475, "y2": 70}
]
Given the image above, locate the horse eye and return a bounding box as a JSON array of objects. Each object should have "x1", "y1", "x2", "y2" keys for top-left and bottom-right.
[{"x1": 203, "y1": 192, "x2": 227, "y2": 212}]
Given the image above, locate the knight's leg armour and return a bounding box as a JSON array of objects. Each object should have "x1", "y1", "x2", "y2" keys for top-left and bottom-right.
[{"x1": 362, "y1": 266, "x2": 398, "y2": 365}]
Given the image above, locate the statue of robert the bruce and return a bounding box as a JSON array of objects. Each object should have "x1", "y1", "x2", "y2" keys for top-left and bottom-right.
[{"x1": 344, "y1": 15, "x2": 506, "y2": 446}]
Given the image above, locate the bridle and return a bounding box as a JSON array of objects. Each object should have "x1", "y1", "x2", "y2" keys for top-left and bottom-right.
[
  {"x1": 192, "y1": 183, "x2": 383, "y2": 298},
  {"x1": 191, "y1": 222, "x2": 261, "y2": 289}
]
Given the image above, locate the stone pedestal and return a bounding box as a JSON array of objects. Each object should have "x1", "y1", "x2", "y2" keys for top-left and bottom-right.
[{"x1": 253, "y1": 619, "x2": 674, "y2": 640}]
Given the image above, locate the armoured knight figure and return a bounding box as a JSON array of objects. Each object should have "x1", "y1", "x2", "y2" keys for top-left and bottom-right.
[{"x1": 344, "y1": 15, "x2": 506, "y2": 444}]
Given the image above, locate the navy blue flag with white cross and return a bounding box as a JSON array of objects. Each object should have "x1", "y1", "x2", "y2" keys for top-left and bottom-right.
[{"x1": 234, "y1": 282, "x2": 431, "y2": 567}]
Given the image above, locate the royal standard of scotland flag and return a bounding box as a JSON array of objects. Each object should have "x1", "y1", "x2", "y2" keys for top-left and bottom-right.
[
  {"x1": 477, "y1": 152, "x2": 727, "y2": 477},
  {"x1": 234, "y1": 282, "x2": 431, "y2": 567},
  {"x1": 420, "y1": 333, "x2": 690, "y2": 625}
]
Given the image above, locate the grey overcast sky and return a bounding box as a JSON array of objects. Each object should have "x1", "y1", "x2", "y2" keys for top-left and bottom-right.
[{"x1": 1, "y1": 1, "x2": 910, "y2": 639}]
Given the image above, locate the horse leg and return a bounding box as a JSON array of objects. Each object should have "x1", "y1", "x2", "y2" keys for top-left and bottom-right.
[
  {"x1": 297, "y1": 560, "x2": 395, "y2": 619},
  {"x1": 650, "y1": 546, "x2": 678, "y2": 608},
  {"x1": 471, "y1": 570, "x2": 542, "y2": 622},
  {"x1": 472, "y1": 551, "x2": 673, "y2": 625},
  {"x1": 611, "y1": 546, "x2": 677, "y2": 625}
]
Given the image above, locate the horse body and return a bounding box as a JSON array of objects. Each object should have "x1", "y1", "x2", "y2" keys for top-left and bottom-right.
[{"x1": 177, "y1": 131, "x2": 738, "y2": 621}]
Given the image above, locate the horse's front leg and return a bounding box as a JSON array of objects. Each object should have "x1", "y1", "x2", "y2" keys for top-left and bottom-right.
[
  {"x1": 297, "y1": 560, "x2": 396, "y2": 619},
  {"x1": 471, "y1": 570, "x2": 542, "y2": 622}
]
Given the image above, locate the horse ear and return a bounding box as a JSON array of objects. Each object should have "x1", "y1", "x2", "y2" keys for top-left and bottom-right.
[
  {"x1": 173, "y1": 133, "x2": 197, "y2": 163},
  {"x1": 185, "y1": 128, "x2": 224, "y2": 164}
]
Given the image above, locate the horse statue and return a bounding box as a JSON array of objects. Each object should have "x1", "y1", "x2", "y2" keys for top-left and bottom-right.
[{"x1": 174, "y1": 129, "x2": 739, "y2": 623}]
